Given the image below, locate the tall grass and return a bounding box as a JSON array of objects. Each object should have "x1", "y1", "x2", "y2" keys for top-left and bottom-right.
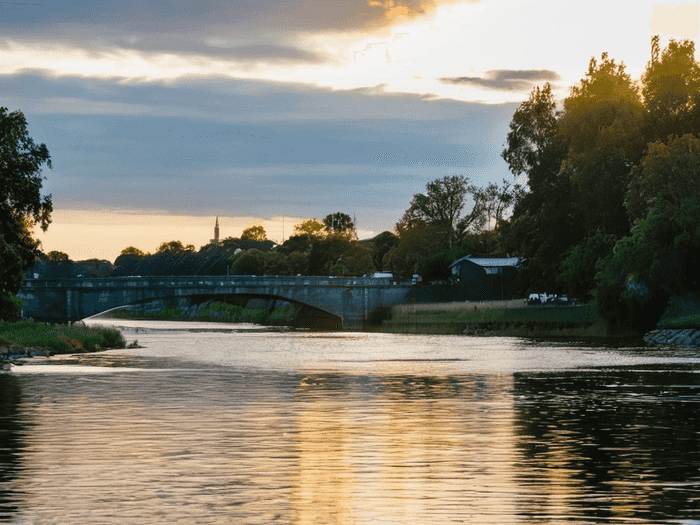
[
  {"x1": 391, "y1": 300, "x2": 599, "y2": 326},
  {"x1": 0, "y1": 321, "x2": 126, "y2": 353}
]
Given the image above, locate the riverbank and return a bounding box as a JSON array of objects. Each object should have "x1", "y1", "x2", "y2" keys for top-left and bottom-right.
[
  {"x1": 1, "y1": 320, "x2": 126, "y2": 361},
  {"x1": 379, "y1": 300, "x2": 645, "y2": 343}
]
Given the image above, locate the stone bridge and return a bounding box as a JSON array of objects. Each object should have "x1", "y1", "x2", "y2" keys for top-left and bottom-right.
[{"x1": 18, "y1": 275, "x2": 418, "y2": 329}]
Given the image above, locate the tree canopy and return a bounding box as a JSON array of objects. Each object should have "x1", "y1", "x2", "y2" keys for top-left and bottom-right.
[
  {"x1": 0, "y1": 107, "x2": 52, "y2": 319},
  {"x1": 241, "y1": 225, "x2": 268, "y2": 242},
  {"x1": 500, "y1": 37, "x2": 700, "y2": 329}
]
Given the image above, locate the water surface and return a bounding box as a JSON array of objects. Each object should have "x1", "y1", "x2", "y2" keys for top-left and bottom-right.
[{"x1": 1, "y1": 320, "x2": 699, "y2": 524}]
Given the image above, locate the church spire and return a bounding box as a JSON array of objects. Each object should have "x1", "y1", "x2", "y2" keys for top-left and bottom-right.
[{"x1": 211, "y1": 216, "x2": 220, "y2": 244}]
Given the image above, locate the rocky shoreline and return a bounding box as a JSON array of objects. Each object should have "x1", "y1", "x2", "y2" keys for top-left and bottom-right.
[{"x1": 643, "y1": 329, "x2": 700, "y2": 348}]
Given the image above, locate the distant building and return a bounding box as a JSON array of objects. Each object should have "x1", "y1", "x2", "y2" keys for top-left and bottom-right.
[
  {"x1": 449, "y1": 255, "x2": 524, "y2": 301},
  {"x1": 210, "y1": 216, "x2": 220, "y2": 244}
]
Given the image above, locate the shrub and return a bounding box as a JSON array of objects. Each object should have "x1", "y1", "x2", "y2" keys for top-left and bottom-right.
[{"x1": 0, "y1": 293, "x2": 22, "y2": 322}]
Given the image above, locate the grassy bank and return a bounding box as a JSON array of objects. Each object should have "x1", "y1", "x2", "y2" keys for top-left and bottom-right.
[
  {"x1": 1, "y1": 320, "x2": 126, "y2": 356},
  {"x1": 381, "y1": 300, "x2": 639, "y2": 341}
]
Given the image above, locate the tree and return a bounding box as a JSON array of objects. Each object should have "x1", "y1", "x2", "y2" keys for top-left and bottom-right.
[
  {"x1": 603, "y1": 134, "x2": 700, "y2": 295},
  {"x1": 642, "y1": 37, "x2": 700, "y2": 143},
  {"x1": 502, "y1": 83, "x2": 560, "y2": 185},
  {"x1": 0, "y1": 107, "x2": 52, "y2": 319},
  {"x1": 45, "y1": 250, "x2": 71, "y2": 262},
  {"x1": 229, "y1": 249, "x2": 267, "y2": 275},
  {"x1": 294, "y1": 219, "x2": 325, "y2": 240},
  {"x1": 323, "y1": 213, "x2": 356, "y2": 238},
  {"x1": 559, "y1": 52, "x2": 644, "y2": 238},
  {"x1": 241, "y1": 225, "x2": 268, "y2": 242},
  {"x1": 120, "y1": 246, "x2": 147, "y2": 257},
  {"x1": 370, "y1": 231, "x2": 399, "y2": 271},
  {"x1": 474, "y1": 179, "x2": 522, "y2": 229},
  {"x1": 156, "y1": 240, "x2": 195, "y2": 254},
  {"x1": 401, "y1": 175, "x2": 485, "y2": 250},
  {"x1": 382, "y1": 222, "x2": 443, "y2": 280}
]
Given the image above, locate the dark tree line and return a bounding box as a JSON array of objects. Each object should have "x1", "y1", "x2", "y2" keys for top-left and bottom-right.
[{"x1": 500, "y1": 37, "x2": 700, "y2": 330}]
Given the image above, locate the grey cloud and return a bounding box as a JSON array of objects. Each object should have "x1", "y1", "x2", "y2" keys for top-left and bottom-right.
[
  {"x1": 120, "y1": 39, "x2": 325, "y2": 64},
  {"x1": 0, "y1": 0, "x2": 443, "y2": 36},
  {"x1": 440, "y1": 69, "x2": 561, "y2": 92}
]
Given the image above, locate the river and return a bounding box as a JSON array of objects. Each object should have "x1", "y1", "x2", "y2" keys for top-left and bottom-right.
[{"x1": 2, "y1": 319, "x2": 700, "y2": 524}]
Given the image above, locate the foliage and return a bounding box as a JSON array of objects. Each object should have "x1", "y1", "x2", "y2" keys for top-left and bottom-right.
[
  {"x1": 241, "y1": 225, "x2": 268, "y2": 242},
  {"x1": 370, "y1": 231, "x2": 399, "y2": 271},
  {"x1": 605, "y1": 136, "x2": 700, "y2": 295},
  {"x1": 45, "y1": 250, "x2": 71, "y2": 262},
  {"x1": 120, "y1": 246, "x2": 147, "y2": 257},
  {"x1": 0, "y1": 107, "x2": 52, "y2": 298},
  {"x1": 337, "y1": 243, "x2": 375, "y2": 277},
  {"x1": 559, "y1": 52, "x2": 644, "y2": 238},
  {"x1": 323, "y1": 212, "x2": 356, "y2": 238},
  {"x1": 642, "y1": 37, "x2": 700, "y2": 142},
  {"x1": 502, "y1": 83, "x2": 560, "y2": 179},
  {"x1": 230, "y1": 249, "x2": 267, "y2": 275},
  {"x1": 307, "y1": 236, "x2": 351, "y2": 275},
  {"x1": 401, "y1": 175, "x2": 485, "y2": 249},
  {"x1": 0, "y1": 294, "x2": 23, "y2": 322},
  {"x1": 294, "y1": 219, "x2": 325, "y2": 240},
  {"x1": 416, "y1": 248, "x2": 463, "y2": 283},
  {"x1": 558, "y1": 231, "x2": 616, "y2": 300},
  {"x1": 0, "y1": 321, "x2": 125, "y2": 353},
  {"x1": 278, "y1": 234, "x2": 314, "y2": 255},
  {"x1": 199, "y1": 302, "x2": 245, "y2": 321},
  {"x1": 156, "y1": 240, "x2": 195, "y2": 254},
  {"x1": 382, "y1": 222, "x2": 442, "y2": 280}
]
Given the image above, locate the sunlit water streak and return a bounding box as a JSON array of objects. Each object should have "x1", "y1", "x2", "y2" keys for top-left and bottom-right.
[{"x1": 1, "y1": 319, "x2": 699, "y2": 524}]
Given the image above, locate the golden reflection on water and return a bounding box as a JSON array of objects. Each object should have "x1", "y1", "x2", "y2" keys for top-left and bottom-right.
[{"x1": 7, "y1": 369, "x2": 593, "y2": 524}]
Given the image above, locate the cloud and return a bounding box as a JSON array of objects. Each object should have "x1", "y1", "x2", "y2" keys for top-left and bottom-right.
[
  {"x1": 2, "y1": 0, "x2": 472, "y2": 37},
  {"x1": 439, "y1": 69, "x2": 561, "y2": 92}
]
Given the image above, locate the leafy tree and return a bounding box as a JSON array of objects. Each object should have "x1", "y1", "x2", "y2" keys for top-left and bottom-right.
[
  {"x1": 501, "y1": 84, "x2": 572, "y2": 293},
  {"x1": 241, "y1": 225, "x2": 268, "y2": 242},
  {"x1": 286, "y1": 251, "x2": 309, "y2": 275},
  {"x1": 502, "y1": 83, "x2": 561, "y2": 185},
  {"x1": 277, "y1": 234, "x2": 314, "y2": 255},
  {"x1": 642, "y1": 36, "x2": 700, "y2": 143},
  {"x1": 323, "y1": 212, "x2": 356, "y2": 238},
  {"x1": 307, "y1": 235, "x2": 352, "y2": 275},
  {"x1": 156, "y1": 240, "x2": 195, "y2": 254},
  {"x1": 370, "y1": 231, "x2": 399, "y2": 271},
  {"x1": 602, "y1": 134, "x2": 700, "y2": 295},
  {"x1": 474, "y1": 179, "x2": 522, "y2": 229},
  {"x1": 338, "y1": 243, "x2": 375, "y2": 277},
  {"x1": 0, "y1": 107, "x2": 52, "y2": 319},
  {"x1": 558, "y1": 52, "x2": 644, "y2": 238},
  {"x1": 382, "y1": 222, "x2": 442, "y2": 280},
  {"x1": 264, "y1": 250, "x2": 292, "y2": 275},
  {"x1": 401, "y1": 175, "x2": 485, "y2": 250},
  {"x1": 120, "y1": 246, "x2": 147, "y2": 257},
  {"x1": 230, "y1": 249, "x2": 267, "y2": 275},
  {"x1": 294, "y1": 219, "x2": 325, "y2": 240},
  {"x1": 45, "y1": 250, "x2": 71, "y2": 262}
]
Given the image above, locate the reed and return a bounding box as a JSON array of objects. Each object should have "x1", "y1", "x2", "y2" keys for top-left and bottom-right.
[{"x1": 0, "y1": 321, "x2": 126, "y2": 354}]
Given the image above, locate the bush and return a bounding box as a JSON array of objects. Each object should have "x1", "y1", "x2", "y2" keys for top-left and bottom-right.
[{"x1": 0, "y1": 293, "x2": 22, "y2": 322}]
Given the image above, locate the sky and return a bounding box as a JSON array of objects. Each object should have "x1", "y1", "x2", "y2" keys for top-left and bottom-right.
[{"x1": 2, "y1": 0, "x2": 699, "y2": 262}]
